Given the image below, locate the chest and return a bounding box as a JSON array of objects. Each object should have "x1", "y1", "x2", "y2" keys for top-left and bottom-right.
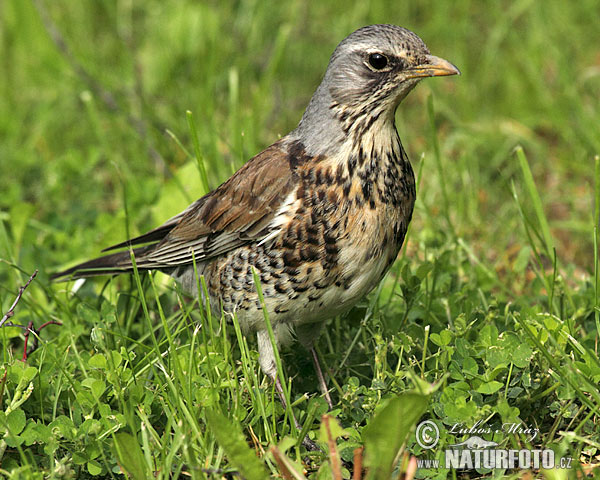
[
  {"x1": 297, "y1": 141, "x2": 416, "y2": 252},
  {"x1": 281, "y1": 145, "x2": 416, "y2": 306}
]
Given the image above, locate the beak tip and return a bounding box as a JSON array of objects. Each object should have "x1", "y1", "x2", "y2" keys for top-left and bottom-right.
[{"x1": 422, "y1": 54, "x2": 461, "y2": 78}]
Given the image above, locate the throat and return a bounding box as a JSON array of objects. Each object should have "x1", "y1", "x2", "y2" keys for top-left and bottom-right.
[{"x1": 337, "y1": 117, "x2": 415, "y2": 210}]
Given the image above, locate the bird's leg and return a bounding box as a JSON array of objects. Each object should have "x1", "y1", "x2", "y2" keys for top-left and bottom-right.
[
  {"x1": 309, "y1": 346, "x2": 333, "y2": 410},
  {"x1": 273, "y1": 373, "x2": 320, "y2": 451},
  {"x1": 296, "y1": 323, "x2": 334, "y2": 409},
  {"x1": 272, "y1": 375, "x2": 300, "y2": 430},
  {"x1": 257, "y1": 329, "x2": 320, "y2": 451}
]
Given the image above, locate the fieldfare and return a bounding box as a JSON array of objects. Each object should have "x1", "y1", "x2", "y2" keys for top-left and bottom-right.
[{"x1": 54, "y1": 24, "x2": 459, "y2": 410}]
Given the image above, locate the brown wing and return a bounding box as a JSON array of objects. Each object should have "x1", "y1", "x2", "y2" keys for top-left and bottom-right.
[
  {"x1": 52, "y1": 139, "x2": 302, "y2": 280},
  {"x1": 72, "y1": 140, "x2": 299, "y2": 276}
]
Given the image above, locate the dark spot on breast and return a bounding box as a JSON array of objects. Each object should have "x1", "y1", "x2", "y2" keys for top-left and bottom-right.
[
  {"x1": 307, "y1": 233, "x2": 320, "y2": 246},
  {"x1": 299, "y1": 246, "x2": 319, "y2": 261},
  {"x1": 315, "y1": 167, "x2": 324, "y2": 185},
  {"x1": 335, "y1": 164, "x2": 344, "y2": 184},
  {"x1": 343, "y1": 182, "x2": 351, "y2": 197},
  {"x1": 325, "y1": 242, "x2": 338, "y2": 257},
  {"x1": 306, "y1": 216, "x2": 319, "y2": 234},
  {"x1": 361, "y1": 180, "x2": 372, "y2": 202},
  {"x1": 294, "y1": 223, "x2": 305, "y2": 242},
  {"x1": 282, "y1": 252, "x2": 302, "y2": 268},
  {"x1": 231, "y1": 262, "x2": 243, "y2": 272},
  {"x1": 327, "y1": 190, "x2": 339, "y2": 204},
  {"x1": 358, "y1": 145, "x2": 366, "y2": 165},
  {"x1": 282, "y1": 236, "x2": 295, "y2": 249},
  {"x1": 347, "y1": 155, "x2": 357, "y2": 177},
  {"x1": 283, "y1": 266, "x2": 300, "y2": 276}
]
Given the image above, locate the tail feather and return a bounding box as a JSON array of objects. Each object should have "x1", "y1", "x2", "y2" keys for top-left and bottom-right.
[{"x1": 51, "y1": 246, "x2": 152, "y2": 281}]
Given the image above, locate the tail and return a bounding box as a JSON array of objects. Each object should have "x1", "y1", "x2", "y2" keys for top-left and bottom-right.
[{"x1": 51, "y1": 246, "x2": 153, "y2": 281}]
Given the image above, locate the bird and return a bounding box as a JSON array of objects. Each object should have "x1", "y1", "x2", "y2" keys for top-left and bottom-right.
[{"x1": 53, "y1": 24, "x2": 459, "y2": 411}]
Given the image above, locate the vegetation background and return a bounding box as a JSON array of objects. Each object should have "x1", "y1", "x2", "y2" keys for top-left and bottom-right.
[{"x1": 0, "y1": 0, "x2": 599, "y2": 478}]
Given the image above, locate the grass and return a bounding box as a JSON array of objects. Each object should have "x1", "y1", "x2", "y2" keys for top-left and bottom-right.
[{"x1": 1, "y1": 0, "x2": 599, "y2": 478}]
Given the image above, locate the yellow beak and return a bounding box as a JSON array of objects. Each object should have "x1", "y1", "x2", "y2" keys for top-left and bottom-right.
[{"x1": 406, "y1": 54, "x2": 461, "y2": 78}]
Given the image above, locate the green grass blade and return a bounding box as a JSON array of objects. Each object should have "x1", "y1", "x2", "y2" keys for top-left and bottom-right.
[
  {"x1": 251, "y1": 267, "x2": 298, "y2": 445},
  {"x1": 205, "y1": 408, "x2": 268, "y2": 480},
  {"x1": 427, "y1": 94, "x2": 455, "y2": 237},
  {"x1": 515, "y1": 146, "x2": 553, "y2": 255},
  {"x1": 186, "y1": 110, "x2": 211, "y2": 195},
  {"x1": 594, "y1": 155, "x2": 600, "y2": 337}
]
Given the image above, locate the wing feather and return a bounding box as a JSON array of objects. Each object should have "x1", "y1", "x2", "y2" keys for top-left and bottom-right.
[
  {"x1": 53, "y1": 138, "x2": 305, "y2": 280},
  {"x1": 128, "y1": 140, "x2": 297, "y2": 267},
  {"x1": 133, "y1": 141, "x2": 298, "y2": 266}
]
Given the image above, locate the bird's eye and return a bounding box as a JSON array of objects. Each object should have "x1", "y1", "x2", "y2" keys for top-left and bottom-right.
[{"x1": 368, "y1": 53, "x2": 388, "y2": 70}]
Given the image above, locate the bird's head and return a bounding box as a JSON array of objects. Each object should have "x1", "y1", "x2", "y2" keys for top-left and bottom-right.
[
  {"x1": 326, "y1": 24, "x2": 460, "y2": 115},
  {"x1": 295, "y1": 24, "x2": 459, "y2": 154}
]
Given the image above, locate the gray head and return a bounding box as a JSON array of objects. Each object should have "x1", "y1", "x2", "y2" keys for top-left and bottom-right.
[{"x1": 293, "y1": 24, "x2": 459, "y2": 154}]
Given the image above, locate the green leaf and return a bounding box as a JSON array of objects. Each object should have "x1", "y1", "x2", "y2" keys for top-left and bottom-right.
[
  {"x1": 90, "y1": 379, "x2": 106, "y2": 400},
  {"x1": 87, "y1": 460, "x2": 103, "y2": 476},
  {"x1": 73, "y1": 451, "x2": 88, "y2": 465},
  {"x1": 363, "y1": 392, "x2": 430, "y2": 480},
  {"x1": 205, "y1": 408, "x2": 268, "y2": 480},
  {"x1": 439, "y1": 329, "x2": 453, "y2": 346},
  {"x1": 113, "y1": 433, "x2": 148, "y2": 480},
  {"x1": 6, "y1": 408, "x2": 26, "y2": 435},
  {"x1": 462, "y1": 356, "x2": 479, "y2": 377},
  {"x1": 0, "y1": 326, "x2": 22, "y2": 339},
  {"x1": 21, "y1": 420, "x2": 52, "y2": 445},
  {"x1": 44, "y1": 438, "x2": 59, "y2": 455},
  {"x1": 316, "y1": 462, "x2": 333, "y2": 480},
  {"x1": 505, "y1": 335, "x2": 533, "y2": 369},
  {"x1": 476, "y1": 381, "x2": 503, "y2": 394},
  {"x1": 22, "y1": 366, "x2": 38, "y2": 383},
  {"x1": 88, "y1": 353, "x2": 107, "y2": 369},
  {"x1": 4, "y1": 433, "x2": 24, "y2": 447},
  {"x1": 478, "y1": 324, "x2": 499, "y2": 347}
]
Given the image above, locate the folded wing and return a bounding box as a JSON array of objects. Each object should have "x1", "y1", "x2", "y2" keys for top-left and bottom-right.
[{"x1": 52, "y1": 140, "x2": 298, "y2": 280}]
